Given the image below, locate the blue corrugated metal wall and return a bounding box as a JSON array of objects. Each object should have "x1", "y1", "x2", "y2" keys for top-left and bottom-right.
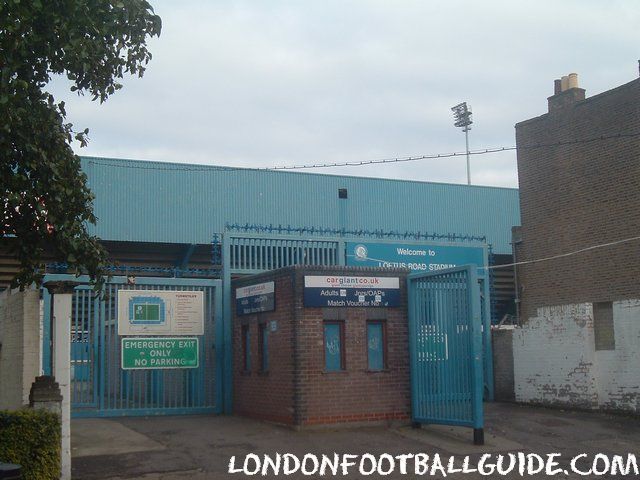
[{"x1": 82, "y1": 157, "x2": 520, "y2": 253}]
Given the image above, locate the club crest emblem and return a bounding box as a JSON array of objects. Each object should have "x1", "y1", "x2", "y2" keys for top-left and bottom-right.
[{"x1": 354, "y1": 244, "x2": 368, "y2": 261}]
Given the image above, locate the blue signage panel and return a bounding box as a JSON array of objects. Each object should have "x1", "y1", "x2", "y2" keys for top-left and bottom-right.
[
  {"x1": 304, "y1": 276, "x2": 401, "y2": 308},
  {"x1": 129, "y1": 296, "x2": 165, "y2": 325},
  {"x1": 235, "y1": 281, "x2": 275, "y2": 316},
  {"x1": 346, "y1": 242, "x2": 486, "y2": 275}
]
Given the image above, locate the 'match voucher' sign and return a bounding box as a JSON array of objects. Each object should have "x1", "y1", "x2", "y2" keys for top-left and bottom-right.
[{"x1": 304, "y1": 276, "x2": 400, "y2": 308}]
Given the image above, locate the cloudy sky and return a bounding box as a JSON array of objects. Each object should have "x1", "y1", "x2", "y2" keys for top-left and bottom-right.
[{"x1": 50, "y1": 0, "x2": 639, "y2": 188}]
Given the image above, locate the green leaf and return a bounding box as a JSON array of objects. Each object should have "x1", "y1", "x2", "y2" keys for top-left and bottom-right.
[{"x1": 1, "y1": 0, "x2": 161, "y2": 290}]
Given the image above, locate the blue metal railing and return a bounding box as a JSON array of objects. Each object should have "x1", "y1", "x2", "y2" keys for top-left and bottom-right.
[
  {"x1": 227, "y1": 236, "x2": 340, "y2": 273},
  {"x1": 42, "y1": 274, "x2": 223, "y2": 418}
]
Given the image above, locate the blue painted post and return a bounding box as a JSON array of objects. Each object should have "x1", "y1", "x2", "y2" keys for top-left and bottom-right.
[
  {"x1": 481, "y1": 247, "x2": 495, "y2": 401},
  {"x1": 92, "y1": 294, "x2": 100, "y2": 407},
  {"x1": 99, "y1": 287, "x2": 106, "y2": 411},
  {"x1": 214, "y1": 281, "x2": 224, "y2": 413},
  {"x1": 42, "y1": 288, "x2": 52, "y2": 375},
  {"x1": 468, "y1": 266, "x2": 485, "y2": 445},
  {"x1": 407, "y1": 278, "x2": 418, "y2": 425},
  {"x1": 222, "y1": 234, "x2": 233, "y2": 414}
]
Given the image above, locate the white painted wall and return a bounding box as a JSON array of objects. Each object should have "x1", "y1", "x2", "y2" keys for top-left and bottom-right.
[
  {"x1": 594, "y1": 300, "x2": 640, "y2": 411},
  {"x1": 53, "y1": 293, "x2": 72, "y2": 480},
  {"x1": 513, "y1": 300, "x2": 640, "y2": 413},
  {"x1": 0, "y1": 288, "x2": 41, "y2": 409}
]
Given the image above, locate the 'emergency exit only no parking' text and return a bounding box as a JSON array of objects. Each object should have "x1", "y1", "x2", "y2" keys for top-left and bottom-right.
[{"x1": 121, "y1": 337, "x2": 199, "y2": 369}]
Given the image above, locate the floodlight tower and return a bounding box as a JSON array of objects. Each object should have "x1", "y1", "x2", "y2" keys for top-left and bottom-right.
[{"x1": 451, "y1": 102, "x2": 473, "y2": 185}]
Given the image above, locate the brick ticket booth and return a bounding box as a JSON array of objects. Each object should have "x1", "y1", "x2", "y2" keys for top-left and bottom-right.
[{"x1": 232, "y1": 265, "x2": 410, "y2": 427}]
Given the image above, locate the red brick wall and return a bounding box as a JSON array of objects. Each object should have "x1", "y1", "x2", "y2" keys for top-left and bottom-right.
[
  {"x1": 233, "y1": 270, "x2": 296, "y2": 424},
  {"x1": 292, "y1": 268, "x2": 410, "y2": 425},
  {"x1": 233, "y1": 266, "x2": 410, "y2": 426},
  {"x1": 515, "y1": 78, "x2": 640, "y2": 319}
]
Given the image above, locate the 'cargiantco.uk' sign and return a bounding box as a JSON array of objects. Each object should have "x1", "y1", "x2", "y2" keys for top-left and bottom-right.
[{"x1": 303, "y1": 276, "x2": 400, "y2": 308}]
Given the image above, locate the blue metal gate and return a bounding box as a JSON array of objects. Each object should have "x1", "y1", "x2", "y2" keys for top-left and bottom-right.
[
  {"x1": 408, "y1": 265, "x2": 484, "y2": 444},
  {"x1": 43, "y1": 275, "x2": 222, "y2": 417}
]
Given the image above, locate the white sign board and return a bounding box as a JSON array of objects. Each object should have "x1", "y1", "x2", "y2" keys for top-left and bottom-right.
[
  {"x1": 235, "y1": 281, "x2": 275, "y2": 315},
  {"x1": 118, "y1": 290, "x2": 204, "y2": 336},
  {"x1": 235, "y1": 281, "x2": 275, "y2": 299}
]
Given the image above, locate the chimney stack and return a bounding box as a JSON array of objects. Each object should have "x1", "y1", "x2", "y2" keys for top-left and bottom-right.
[{"x1": 548, "y1": 72, "x2": 585, "y2": 112}]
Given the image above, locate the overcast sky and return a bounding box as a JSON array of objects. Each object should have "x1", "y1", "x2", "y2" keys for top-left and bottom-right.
[{"x1": 49, "y1": 0, "x2": 639, "y2": 188}]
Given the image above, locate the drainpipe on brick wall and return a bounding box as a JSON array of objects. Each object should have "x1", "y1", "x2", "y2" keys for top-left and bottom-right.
[
  {"x1": 290, "y1": 269, "x2": 302, "y2": 427},
  {"x1": 511, "y1": 227, "x2": 522, "y2": 326}
]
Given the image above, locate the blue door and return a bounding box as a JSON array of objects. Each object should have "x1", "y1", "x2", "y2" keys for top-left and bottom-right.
[{"x1": 408, "y1": 265, "x2": 484, "y2": 445}]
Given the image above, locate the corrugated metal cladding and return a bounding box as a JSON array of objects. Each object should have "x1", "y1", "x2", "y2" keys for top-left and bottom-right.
[{"x1": 81, "y1": 156, "x2": 521, "y2": 254}]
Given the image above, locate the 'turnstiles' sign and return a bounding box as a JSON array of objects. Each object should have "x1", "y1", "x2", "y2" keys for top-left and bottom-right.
[{"x1": 117, "y1": 290, "x2": 204, "y2": 336}]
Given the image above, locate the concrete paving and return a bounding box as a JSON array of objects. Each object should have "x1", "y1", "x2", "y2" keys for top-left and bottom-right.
[
  {"x1": 72, "y1": 419, "x2": 166, "y2": 458},
  {"x1": 71, "y1": 402, "x2": 640, "y2": 479}
]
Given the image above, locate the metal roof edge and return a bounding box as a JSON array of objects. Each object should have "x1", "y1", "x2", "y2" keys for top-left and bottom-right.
[{"x1": 81, "y1": 155, "x2": 519, "y2": 193}]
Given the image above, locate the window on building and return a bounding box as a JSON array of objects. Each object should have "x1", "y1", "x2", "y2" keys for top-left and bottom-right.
[
  {"x1": 593, "y1": 302, "x2": 615, "y2": 351},
  {"x1": 323, "y1": 321, "x2": 345, "y2": 371},
  {"x1": 367, "y1": 321, "x2": 386, "y2": 370},
  {"x1": 241, "y1": 324, "x2": 251, "y2": 371},
  {"x1": 258, "y1": 322, "x2": 269, "y2": 372}
]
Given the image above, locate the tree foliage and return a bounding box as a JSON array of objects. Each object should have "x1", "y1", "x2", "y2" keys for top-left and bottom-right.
[{"x1": 0, "y1": 0, "x2": 161, "y2": 288}]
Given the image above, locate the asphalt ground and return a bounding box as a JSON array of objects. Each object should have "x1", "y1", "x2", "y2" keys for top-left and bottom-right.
[{"x1": 72, "y1": 402, "x2": 640, "y2": 480}]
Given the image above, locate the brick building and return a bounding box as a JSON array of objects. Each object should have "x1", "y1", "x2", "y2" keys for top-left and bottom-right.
[
  {"x1": 512, "y1": 73, "x2": 640, "y2": 411},
  {"x1": 232, "y1": 266, "x2": 410, "y2": 426}
]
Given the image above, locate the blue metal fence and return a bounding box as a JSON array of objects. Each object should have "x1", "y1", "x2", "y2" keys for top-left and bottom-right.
[
  {"x1": 408, "y1": 265, "x2": 484, "y2": 444},
  {"x1": 227, "y1": 235, "x2": 341, "y2": 273},
  {"x1": 43, "y1": 274, "x2": 222, "y2": 417},
  {"x1": 41, "y1": 230, "x2": 493, "y2": 419},
  {"x1": 218, "y1": 232, "x2": 493, "y2": 412}
]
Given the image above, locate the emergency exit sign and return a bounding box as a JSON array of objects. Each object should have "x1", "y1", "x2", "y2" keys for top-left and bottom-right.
[{"x1": 121, "y1": 337, "x2": 199, "y2": 370}]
